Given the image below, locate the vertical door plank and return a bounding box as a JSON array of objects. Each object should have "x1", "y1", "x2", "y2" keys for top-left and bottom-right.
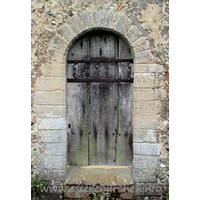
[
  {"x1": 67, "y1": 36, "x2": 90, "y2": 166},
  {"x1": 116, "y1": 38, "x2": 133, "y2": 166},
  {"x1": 89, "y1": 33, "x2": 118, "y2": 165},
  {"x1": 103, "y1": 34, "x2": 118, "y2": 165},
  {"x1": 106, "y1": 82, "x2": 118, "y2": 165},
  {"x1": 89, "y1": 83, "x2": 106, "y2": 165},
  {"x1": 89, "y1": 33, "x2": 106, "y2": 165}
]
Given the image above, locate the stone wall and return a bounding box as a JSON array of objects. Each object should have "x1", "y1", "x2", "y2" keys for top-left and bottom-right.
[{"x1": 31, "y1": 0, "x2": 169, "y2": 199}]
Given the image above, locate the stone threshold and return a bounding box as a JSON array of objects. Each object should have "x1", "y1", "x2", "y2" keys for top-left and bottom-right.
[{"x1": 65, "y1": 165, "x2": 133, "y2": 186}]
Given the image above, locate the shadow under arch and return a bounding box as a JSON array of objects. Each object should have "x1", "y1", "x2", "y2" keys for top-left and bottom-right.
[{"x1": 65, "y1": 27, "x2": 135, "y2": 64}]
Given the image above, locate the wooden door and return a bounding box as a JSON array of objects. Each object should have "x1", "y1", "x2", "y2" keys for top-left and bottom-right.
[{"x1": 67, "y1": 31, "x2": 133, "y2": 167}]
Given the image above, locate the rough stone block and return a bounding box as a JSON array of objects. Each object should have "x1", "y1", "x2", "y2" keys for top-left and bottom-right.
[
  {"x1": 35, "y1": 77, "x2": 66, "y2": 91},
  {"x1": 135, "y1": 183, "x2": 163, "y2": 195},
  {"x1": 57, "y1": 24, "x2": 76, "y2": 43},
  {"x1": 40, "y1": 64, "x2": 49, "y2": 76},
  {"x1": 45, "y1": 143, "x2": 66, "y2": 156},
  {"x1": 50, "y1": 36, "x2": 69, "y2": 52},
  {"x1": 49, "y1": 64, "x2": 66, "y2": 77},
  {"x1": 131, "y1": 37, "x2": 150, "y2": 53},
  {"x1": 79, "y1": 11, "x2": 92, "y2": 31},
  {"x1": 134, "y1": 73, "x2": 155, "y2": 88},
  {"x1": 67, "y1": 14, "x2": 82, "y2": 35},
  {"x1": 134, "y1": 116, "x2": 159, "y2": 130},
  {"x1": 42, "y1": 155, "x2": 65, "y2": 169},
  {"x1": 134, "y1": 89, "x2": 154, "y2": 101},
  {"x1": 37, "y1": 118, "x2": 66, "y2": 130},
  {"x1": 41, "y1": 130, "x2": 67, "y2": 143},
  {"x1": 115, "y1": 14, "x2": 132, "y2": 35},
  {"x1": 38, "y1": 169, "x2": 65, "y2": 181},
  {"x1": 134, "y1": 50, "x2": 154, "y2": 64},
  {"x1": 134, "y1": 64, "x2": 163, "y2": 73},
  {"x1": 35, "y1": 105, "x2": 66, "y2": 118},
  {"x1": 134, "y1": 143, "x2": 161, "y2": 155},
  {"x1": 124, "y1": 25, "x2": 143, "y2": 44},
  {"x1": 47, "y1": 48, "x2": 66, "y2": 64},
  {"x1": 133, "y1": 169, "x2": 157, "y2": 182},
  {"x1": 91, "y1": 10, "x2": 106, "y2": 27},
  {"x1": 134, "y1": 101, "x2": 161, "y2": 116},
  {"x1": 35, "y1": 91, "x2": 66, "y2": 105},
  {"x1": 104, "y1": 11, "x2": 120, "y2": 29},
  {"x1": 133, "y1": 155, "x2": 159, "y2": 169},
  {"x1": 133, "y1": 130, "x2": 156, "y2": 143}
]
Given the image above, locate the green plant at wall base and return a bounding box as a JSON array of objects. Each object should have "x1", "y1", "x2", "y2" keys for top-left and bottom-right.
[{"x1": 31, "y1": 175, "x2": 44, "y2": 193}]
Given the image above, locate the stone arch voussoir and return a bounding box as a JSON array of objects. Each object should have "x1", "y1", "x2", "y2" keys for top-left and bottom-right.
[{"x1": 47, "y1": 9, "x2": 155, "y2": 73}]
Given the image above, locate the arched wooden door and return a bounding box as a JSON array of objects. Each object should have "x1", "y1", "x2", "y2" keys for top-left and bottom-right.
[{"x1": 67, "y1": 31, "x2": 133, "y2": 167}]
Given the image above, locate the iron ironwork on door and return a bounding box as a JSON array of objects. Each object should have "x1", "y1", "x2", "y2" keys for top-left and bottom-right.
[{"x1": 67, "y1": 31, "x2": 133, "y2": 167}]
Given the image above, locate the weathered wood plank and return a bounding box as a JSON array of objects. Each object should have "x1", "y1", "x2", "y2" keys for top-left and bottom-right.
[
  {"x1": 118, "y1": 37, "x2": 132, "y2": 80},
  {"x1": 67, "y1": 83, "x2": 90, "y2": 166},
  {"x1": 89, "y1": 33, "x2": 118, "y2": 165},
  {"x1": 67, "y1": 36, "x2": 90, "y2": 79},
  {"x1": 67, "y1": 36, "x2": 90, "y2": 167},
  {"x1": 89, "y1": 33, "x2": 105, "y2": 165},
  {"x1": 116, "y1": 38, "x2": 133, "y2": 166},
  {"x1": 106, "y1": 83, "x2": 118, "y2": 165}
]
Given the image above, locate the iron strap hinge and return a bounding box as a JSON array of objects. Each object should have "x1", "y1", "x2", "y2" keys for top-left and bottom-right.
[{"x1": 67, "y1": 58, "x2": 133, "y2": 83}]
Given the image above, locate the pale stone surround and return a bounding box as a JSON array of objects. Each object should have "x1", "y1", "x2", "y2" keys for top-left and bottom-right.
[{"x1": 34, "y1": 9, "x2": 166, "y2": 183}]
